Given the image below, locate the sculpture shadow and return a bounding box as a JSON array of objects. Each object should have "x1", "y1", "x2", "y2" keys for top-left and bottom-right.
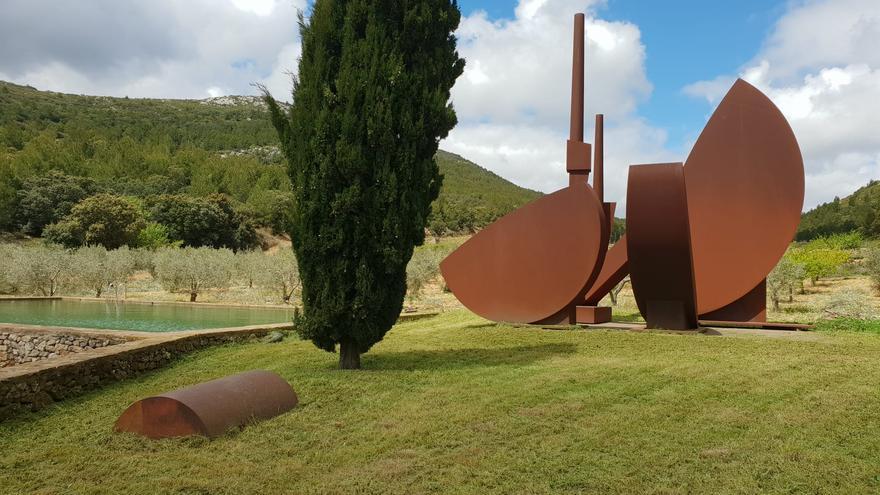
[{"x1": 364, "y1": 343, "x2": 577, "y2": 371}]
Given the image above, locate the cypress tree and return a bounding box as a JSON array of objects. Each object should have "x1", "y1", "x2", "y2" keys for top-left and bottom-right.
[{"x1": 264, "y1": 0, "x2": 464, "y2": 369}]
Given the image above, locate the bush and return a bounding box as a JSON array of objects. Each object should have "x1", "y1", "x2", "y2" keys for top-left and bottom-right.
[
  {"x1": 788, "y1": 245, "x2": 850, "y2": 284},
  {"x1": 809, "y1": 232, "x2": 863, "y2": 250},
  {"x1": 821, "y1": 289, "x2": 877, "y2": 320},
  {"x1": 14, "y1": 171, "x2": 99, "y2": 236},
  {"x1": 44, "y1": 194, "x2": 146, "y2": 249},
  {"x1": 244, "y1": 189, "x2": 295, "y2": 234},
  {"x1": 136, "y1": 222, "x2": 179, "y2": 250},
  {"x1": 147, "y1": 194, "x2": 259, "y2": 251},
  {"x1": 153, "y1": 247, "x2": 235, "y2": 302}
]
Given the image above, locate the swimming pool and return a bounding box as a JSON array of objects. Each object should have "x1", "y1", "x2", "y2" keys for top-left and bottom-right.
[{"x1": 0, "y1": 299, "x2": 294, "y2": 332}]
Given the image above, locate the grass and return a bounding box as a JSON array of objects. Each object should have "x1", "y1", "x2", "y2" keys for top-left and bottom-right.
[{"x1": 3, "y1": 310, "x2": 880, "y2": 494}]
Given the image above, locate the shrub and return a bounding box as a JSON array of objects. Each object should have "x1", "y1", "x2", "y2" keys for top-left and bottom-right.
[
  {"x1": 14, "y1": 171, "x2": 99, "y2": 236},
  {"x1": 821, "y1": 289, "x2": 877, "y2": 320},
  {"x1": 44, "y1": 194, "x2": 146, "y2": 249},
  {"x1": 136, "y1": 222, "x2": 179, "y2": 250},
  {"x1": 788, "y1": 245, "x2": 850, "y2": 284},
  {"x1": 147, "y1": 194, "x2": 259, "y2": 251}
]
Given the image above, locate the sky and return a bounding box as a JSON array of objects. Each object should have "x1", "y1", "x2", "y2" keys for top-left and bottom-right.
[{"x1": 0, "y1": 0, "x2": 879, "y2": 212}]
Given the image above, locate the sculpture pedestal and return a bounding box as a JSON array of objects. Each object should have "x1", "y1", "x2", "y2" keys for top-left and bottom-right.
[{"x1": 575, "y1": 305, "x2": 612, "y2": 324}]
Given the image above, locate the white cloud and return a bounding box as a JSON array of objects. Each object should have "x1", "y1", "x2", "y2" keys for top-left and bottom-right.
[
  {"x1": 684, "y1": 0, "x2": 880, "y2": 210},
  {"x1": 230, "y1": 0, "x2": 279, "y2": 17},
  {"x1": 443, "y1": 0, "x2": 675, "y2": 209},
  {"x1": 0, "y1": 0, "x2": 679, "y2": 209},
  {"x1": 0, "y1": 0, "x2": 305, "y2": 99}
]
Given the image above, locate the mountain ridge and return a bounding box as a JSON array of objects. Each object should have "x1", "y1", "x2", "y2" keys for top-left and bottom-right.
[{"x1": 0, "y1": 80, "x2": 540, "y2": 235}]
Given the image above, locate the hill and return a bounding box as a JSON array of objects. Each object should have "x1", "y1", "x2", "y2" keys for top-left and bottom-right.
[
  {"x1": 0, "y1": 81, "x2": 540, "y2": 237},
  {"x1": 797, "y1": 180, "x2": 880, "y2": 241}
]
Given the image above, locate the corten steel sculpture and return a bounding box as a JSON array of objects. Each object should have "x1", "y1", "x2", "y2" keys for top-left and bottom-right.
[
  {"x1": 115, "y1": 370, "x2": 298, "y2": 439},
  {"x1": 440, "y1": 13, "x2": 805, "y2": 330},
  {"x1": 441, "y1": 14, "x2": 613, "y2": 325}
]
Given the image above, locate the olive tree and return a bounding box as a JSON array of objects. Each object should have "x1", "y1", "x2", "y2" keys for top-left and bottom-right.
[
  {"x1": 788, "y1": 244, "x2": 850, "y2": 285},
  {"x1": 257, "y1": 249, "x2": 300, "y2": 304},
  {"x1": 234, "y1": 249, "x2": 268, "y2": 289},
  {"x1": 0, "y1": 243, "x2": 18, "y2": 293},
  {"x1": 864, "y1": 247, "x2": 880, "y2": 293},
  {"x1": 153, "y1": 247, "x2": 235, "y2": 302},
  {"x1": 106, "y1": 247, "x2": 137, "y2": 298},
  {"x1": 72, "y1": 246, "x2": 110, "y2": 297},
  {"x1": 10, "y1": 244, "x2": 71, "y2": 296},
  {"x1": 406, "y1": 248, "x2": 443, "y2": 303},
  {"x1": 767, "y1": 256, "x2": 806, "y2": 310}
]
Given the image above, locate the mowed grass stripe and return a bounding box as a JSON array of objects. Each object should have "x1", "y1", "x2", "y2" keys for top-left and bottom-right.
[{"x1": 2, "y1": 310, "x2": 880, "y2": 494}]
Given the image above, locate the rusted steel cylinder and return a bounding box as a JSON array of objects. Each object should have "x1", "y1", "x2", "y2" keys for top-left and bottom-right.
[
  {"x1": 626, "y1": 163, "x2": 699, "y2": 330},
  {"x1": 569, "y1": 13, "x2": 585, "y2": 142},
  {"x1": 593, "y1": 114, "x2": 604, "y2": 202},
  {"x1": 115, "y1": 370, "x2": 298, "y2": 439}
]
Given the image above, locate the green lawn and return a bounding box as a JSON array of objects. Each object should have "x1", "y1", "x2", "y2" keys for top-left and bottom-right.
[{"x1": 3, "y1": 310, "x2": 880, "y2": 494}]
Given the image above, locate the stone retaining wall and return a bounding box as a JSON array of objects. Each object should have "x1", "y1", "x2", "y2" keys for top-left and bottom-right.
[
  {"x1": 0, "y1": 331, "x2": 127, "y2": 367},
  {"x1": 0, "y1": 324, "x2": 289, "y2": 421}
]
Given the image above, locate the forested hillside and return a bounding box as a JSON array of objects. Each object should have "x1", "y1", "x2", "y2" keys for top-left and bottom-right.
[
  {"x1": 0, "y1": 81, "x2": 540, "y2": 243},
  {"x1": 798, "y1": 180, "x2": 880, "y2": 241}
]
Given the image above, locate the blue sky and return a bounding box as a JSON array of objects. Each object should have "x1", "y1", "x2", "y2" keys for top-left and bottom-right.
[{"x1": 457, "y1": 0, "x2": 786, "y2": 151}]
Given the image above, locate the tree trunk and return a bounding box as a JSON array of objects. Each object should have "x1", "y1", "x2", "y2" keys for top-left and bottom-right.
[
  {"x1": 788, "y1": 286, "x2": 793, "y2": 303},
  {"x1": 190, "y1": 292, "x2": 197, "y2": 302},
  {"x1": 772, "y1": 295, "x2": 780, "y2": 310},
  {"x1": 339, "y1": 339, "x2": 361, "y2": 370},
  {"x1": 95, "y1": 287, "x2": 102, "y2": 298}
]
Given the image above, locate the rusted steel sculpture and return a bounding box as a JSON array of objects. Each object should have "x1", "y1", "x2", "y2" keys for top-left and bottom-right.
[
  {"x1": 440, "y1": 13, "x2": 805, "y2": 330},
  {"x1": 441, "y1": 13, "x2": 611, "y2": 325},
  {"x1": 115, "y1": 370, "x2": 298, "y2": 439}
]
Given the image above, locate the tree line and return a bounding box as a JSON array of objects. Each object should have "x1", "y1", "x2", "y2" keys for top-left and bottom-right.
[
  {"x1": 0, "y1": 244, "x2": 300, "y2": 304},
  {"x1": 767, "y1": 232, "x2": 864, "y2": 309},
  {"x1": 0, "y1": 82, "x2": 540, "y2": 244},
  {"x1": 797, "y1": 180, "x2": 880, "y2": 241}
]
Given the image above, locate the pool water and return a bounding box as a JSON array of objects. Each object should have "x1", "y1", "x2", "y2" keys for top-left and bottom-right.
[{"x1": 0, "y1": 299, "x2": 294, "y2": 332}]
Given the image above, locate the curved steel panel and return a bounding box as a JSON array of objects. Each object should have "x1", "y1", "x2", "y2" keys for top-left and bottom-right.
[
  {"x1": 627, "y1": 163, "x2": 699, "y2": 330},
  {"x1": 684, "y1": 79, "x2": 804, "y2": 314},
  {"x1": 440, "y1": 181, "x2": 606, "y2": 324}
]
